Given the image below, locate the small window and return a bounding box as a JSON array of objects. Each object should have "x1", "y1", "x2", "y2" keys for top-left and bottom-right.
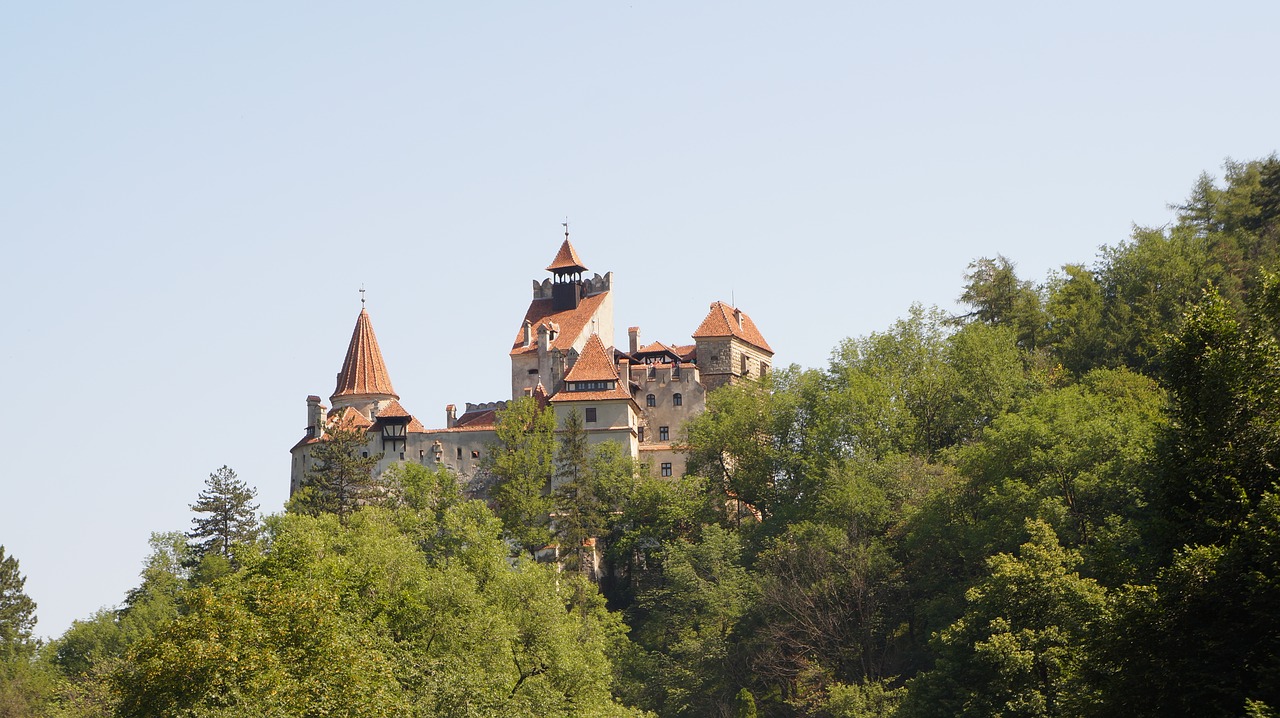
[
  {"x1": 362, "y1": 451, "x2": 369, "y2": 458},
  {"x1": 760, "y1": 360, "x2": 768, "y2": 376},
  {"x1": 527, "y1": 368, "x2": 539, "y2": 375},
  {"x1": 646, "y1": 394, "x2": 656, "y2": 407},
  {"x1": 673, "y1": 393, "x2": 683, "y2": 406},
  {"x1": 471, "y1": 450, "x2": 480, "y2": 459},
  {"x1": 659, "y1": 426, "x2": 669, "y2": 442},
  {"x1": 672, "y1": 363, "x2": 681, "y2": 379},
  {"x1": 399, "y1": 452, "x2": 405, "y2": 460},
  {"x1": 457, "y1": 447, "x2": 463, "y2": 459},
  {"x1": 638, "y1": 427, "x2": 645, "y2": 443},
  {"x1": 585, "y1": 407, "x2": 597, "y2": 423},
  {"x1": 661, "y1": 463, "x2": 673, "y2": 477},
  {"x1": 741, "y1": 354, "x2": 749, "y2": 375},
  {"x1": 648, "y1": 365, "x2": 656, "y2": 379}
]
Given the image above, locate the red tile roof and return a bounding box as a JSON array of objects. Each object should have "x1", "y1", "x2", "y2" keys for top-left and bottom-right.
[
  {"x1": 455, "y1": 408, "x2": 498, "y2": 428},
  {"x1": 546, "y1": 239, "x2": 588, "y2": 273},
  {"x1": 406, "y1": 417, "x2": 427, "y2": 433},
  {"x1": 332, "y1": 308, "x2": 399, "y2": 400},
  {"x1": 691, "y1": 302, "x2": 773, "y2": 353},
  {"x1": 328, "y1": 405, "x2": 373, "y2": 430},
  {"x1": 376, "y1": 399, "x2": 411, "y2": 418},
  {"x1": 510, "y1": 291, "x2": 609, "y2": 356},
  {"x1": 563, "y1": 334, "x2": 619, "y2": 382},
  {"x1": 553, "y1": 334, "x2": 635, "y2": 403}
]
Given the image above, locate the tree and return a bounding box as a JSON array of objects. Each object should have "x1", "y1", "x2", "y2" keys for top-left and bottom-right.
[
  {"x1": 293, "y1": 426, "x2": 383, "y2": 523},
  {"x1": 955, "y1": 255, "x2": 1046, "y2": 351},
  {"x1": 187, "y1": 465, "x2": 260, "y2": 562},
  {"x1": 552, "y1": 410, "x2": 638, "y2": 576},
  {"x1": 901, "y1": 520, "x2": 1107, "y2": 718},
  {"x1": 0, "y1": 546, "x2": 36, "y2": 661},
  {"x1": 484, "y1": 396, "x2": 556, "y2": 556}
]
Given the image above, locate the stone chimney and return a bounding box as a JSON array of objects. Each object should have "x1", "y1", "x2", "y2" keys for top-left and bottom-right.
[
  {"x1": 628, "y1": 326, "x2": 640, "y2": 354},
  {"x1": 445, "y1": 404, "x2": 457, "y2": 429},
  {"x1": 306, "y1": 395, "x2": 324, "y2": 436},
  {"x1": 619, "y1": 356, "x2": 631, "y2": 382},
  {"x1": 538, "y1": 323, "x2": 551, "y2": 354}
]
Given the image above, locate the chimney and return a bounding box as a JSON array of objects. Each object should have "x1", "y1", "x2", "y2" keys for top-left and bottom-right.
[
  {"x1": 538, "y1": 323, "x2": 551, "y2": 353},
  {"x1": 619, "y1": 356, "x2": 631, "y2": 381},
  {"x1": 445, "y1": 404, "x2": 457, "y2": 429},
  {"x1": 306, "y1": 395, "x2": 323, "y2": 436},
  {"x1": 628, "y1": 326, "x2": 640, "y2": 354},
  {"x1": 523, "y1": 320, "x2": 533, "y2": 347},
  {"x1": 734, "y1": 307, "x2": 744, "y2": 330}
]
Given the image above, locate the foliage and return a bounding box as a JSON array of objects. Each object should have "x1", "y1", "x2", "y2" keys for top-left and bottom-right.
[
  {"x1": 292, "y1": 426, "x2": 383, "y2": 523},
  {"x1": 187, "y1": 465, "x2": 260, "y2": 561},
  {"x1": 485, "y1": 396, "x2": 557, "y2": 556},
  {"x1": 0, "y1": 546, "x2": 36, "y2": 662}
]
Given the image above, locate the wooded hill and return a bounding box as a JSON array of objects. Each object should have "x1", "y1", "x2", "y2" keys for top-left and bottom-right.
[{"x1": 3, "y1": 155, "x2": 1279, "y2": 717}]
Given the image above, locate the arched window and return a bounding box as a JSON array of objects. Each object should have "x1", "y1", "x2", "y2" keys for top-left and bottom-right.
[
  {"x1": 673, "y1": 393, "x2": 683, "y2": 406},
  {"x1": 646, "y1": 394, "x2": 656, "y2": 407}
]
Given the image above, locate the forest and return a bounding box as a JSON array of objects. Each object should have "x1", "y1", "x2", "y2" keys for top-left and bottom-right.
[{"x1": 3, "y1": 155, "x2": 1280, "y2": 717}]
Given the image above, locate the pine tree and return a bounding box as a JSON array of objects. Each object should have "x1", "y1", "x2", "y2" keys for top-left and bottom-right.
[
  {"x1": 0, "y1": 545, "x2": 37, "y2": 661},
  {"x1": 187, "y1": 466, "x2": 260, "y2": 560},
  {"x1": 297, "y1": 426, "x2": 383, "y2": 523}
]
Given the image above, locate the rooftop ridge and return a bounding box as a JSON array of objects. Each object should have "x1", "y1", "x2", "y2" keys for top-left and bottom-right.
[{"x1": 332, "y1": 308, "x2": 399, "y2": 401}]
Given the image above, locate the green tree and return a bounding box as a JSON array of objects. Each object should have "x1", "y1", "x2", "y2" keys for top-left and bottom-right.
[
  {"x1": 484, "y1": 396, "x2": 556, "y2": 556},
  {"x1": 293, "y1": 426, "x2": 382, "y2": 523},
  {"x1": 0, "y1": 546, "x2": 36, "y2": 661},
  {"x1": 553, "y1": 410, "x2": 638, "y2": 576},
  {"x1": 902, "y1": 520, "x2": 1106, "y2": 718},
  {"x1": 955, "y1": 255, "x2": 1046, "y2": 351},
  {"x1": 187, "y1": 465, "x2": 260, "y2": 562}
]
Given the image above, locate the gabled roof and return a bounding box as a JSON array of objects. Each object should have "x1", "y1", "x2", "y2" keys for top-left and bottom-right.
[
  {"x1": 455, "y1": 408, "x2": 499, "y2": 429},
  {"x1": 553, "y1": 334, "x2": 635, "y2": 403},
  {"x1": 546, "y1": 239, "x2": 588, "y2": 273},
  {"x1": 328, "y1": 405, "x2": 373, "y2": 430},
  {"x1": 510, "y1": 291, "x2": 609, "y2": 356},
  {"x1": 375, "y1": 399, "x2": 411, "y2": 419},
  {"x1": 692, "y1": 302, "x2": 773, "y2": 354},
  {"x1": 563, "y1": 334, "x2": 620, "y2": 382},
  {"x1": 332, "y1": 308, "x2": 399, "y2": 400}
]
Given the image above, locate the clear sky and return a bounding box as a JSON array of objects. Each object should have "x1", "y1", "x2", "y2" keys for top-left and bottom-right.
[{"x1": 2, "y1": 2, "x2": 1277, "y2": 639}]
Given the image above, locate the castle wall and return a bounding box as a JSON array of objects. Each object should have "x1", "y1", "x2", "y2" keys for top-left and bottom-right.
[{"x1": 631, "y1": 363, "x2": 705, "y2": 478}]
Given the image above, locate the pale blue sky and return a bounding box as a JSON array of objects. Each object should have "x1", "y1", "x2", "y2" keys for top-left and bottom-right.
[{"x1": 2, "y1": 2, "x2": 1276, "y2": 638}]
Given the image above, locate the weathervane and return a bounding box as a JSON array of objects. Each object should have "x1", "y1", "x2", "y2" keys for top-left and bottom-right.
[
  {"x1": 360, "y1": 285, "x2": 366, "y2": 308},
  {"x1": 562, "y1": 217, "x2": 569, "y2": 241}
]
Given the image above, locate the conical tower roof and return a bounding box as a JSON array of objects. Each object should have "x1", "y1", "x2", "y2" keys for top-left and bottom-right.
[
  {"x1": 546, "y1": 239, "x2": 589, "y2": 273},
  {"x1": 332, "y1": 308, "x2": 399, "y2": 401}
]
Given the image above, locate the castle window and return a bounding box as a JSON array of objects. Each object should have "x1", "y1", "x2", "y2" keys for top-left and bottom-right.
[
  {"x1": 659, "y1": 426, "x2": 669, "y2": 442},
  {"x1": 741, "y1": 354, "x2": 749, "y2": 376},
  {"x1": 528, "y1": 368, "x2": 539, "y2": 375},
  {"x1": 760, "y1": 360, "x2": 768, "y2": 376},
  {"x1": 585, "y1": 407, "x2": 597, "y2": 423},
  {"x1": 472, "y1": 450, "x2": 480, "y2": 459},
  {"x1": 400, "y1": 452, "x2": 405, "y2": 460},
  {"x1": 457, "y1": 446, "x2": 463, "y2": 459},
  {"x1": 661, "y1": 463, "x2": 673, "y2": 477},
  {"x1": 646, "y1": 394, "x2": 656, "y2": 407},
  {"x1": 672, "y1": 363, "x2": 681, "y2": 379},
  {"x1": 362, "y1": 452, "x2": 369, "y2": 458},
  {"x1": 638, "y1": 427, "x2": 645, "y2": 443},
  {"x1": 673, "y1": 393, "x2": 683, "y2": 407},
  {"x1": 648, "y1": 365, "x2": 656, "y2": 379}
]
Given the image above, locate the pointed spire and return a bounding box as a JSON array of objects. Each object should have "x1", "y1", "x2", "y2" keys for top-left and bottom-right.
[
  {"x1": 546, "y1": 238, "x2": 589, "y2": 274},
  {"x1": 331, "y1": 307, "x2": 399, "y2": 402}
]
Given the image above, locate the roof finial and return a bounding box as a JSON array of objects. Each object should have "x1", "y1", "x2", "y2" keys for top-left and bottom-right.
[
  {"x1": 360, "y1": 285, "x2": 366, "y2": 308},
  {"x1": 562, "y1": 217, "x2": 570, "y2": 241}
]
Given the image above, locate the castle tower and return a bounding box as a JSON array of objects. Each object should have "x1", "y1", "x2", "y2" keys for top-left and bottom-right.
[
  {"x1": 692, "y1": 301, "x2": 773, "y2": 392},
  {"x1": 547, "y1": 238, "x2": 588, "y2": 311},
  {"x1": 510, "y1": 236, "x2": 615, "y2": 400},
  {"x1": 549, "y1": 333, "x2": 640, "y2": 466},
  {"x1": 330, "y1": 307, "x2": 399, "y2": 420}
]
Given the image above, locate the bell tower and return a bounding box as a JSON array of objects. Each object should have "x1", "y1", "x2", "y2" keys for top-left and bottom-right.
[{"x1": 546, "y1": 233, "x2": 588, "y2": 311}]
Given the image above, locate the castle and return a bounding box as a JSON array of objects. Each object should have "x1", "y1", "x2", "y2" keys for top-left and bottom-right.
[{"x1": 289, "y1": 236, "x2": 773, "y2": 495}]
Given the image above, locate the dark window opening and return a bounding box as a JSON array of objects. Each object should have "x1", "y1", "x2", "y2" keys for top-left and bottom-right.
[
  {"x1": 585, "y1": 407, "x2": 597, "y2": 423},
  {"x1": 646, "y1": 394, "x2": 656, "y2": 407},
  {"x1": 659, "y1": 426, "x2": 669, "y2": 442},
  {"x1": 673, "y1": 393, "x2": 683, "y2": 406},
  {"x1": 471, "y1": 450, "x2": 480, "y2": 459},
  {"x1": 528, "y1": 368, "x2": 539, "y2": 374},
  {"x1": 457, "y1": 447, "x2": 463, "y2": 459},
  {"x1": 661, "y1": 463, "x2": 673, "y2": 477},
  {"x1": 362, "y1": 452, "x2": 369, "y2": 458},
  {"x1": 638, "y1": 427, "x2": 645, "y2": 443}
]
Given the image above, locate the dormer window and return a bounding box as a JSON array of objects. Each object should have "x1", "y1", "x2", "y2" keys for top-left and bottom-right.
[{"x1": 568, "y1": 380, "x2": 616, "y2": 392}]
